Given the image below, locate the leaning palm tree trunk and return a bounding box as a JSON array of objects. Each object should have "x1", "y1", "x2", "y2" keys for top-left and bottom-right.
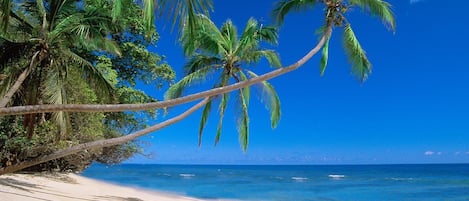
[
  {"x1": 0, "y1": 28, "x2": 332, "y2": 115},
  {"x1": 0, "y1": 29, "x2": 331, "y2": 174},
  {"x1": 0, "y1": 97, "x2": 211, "y2": 175},
  {"x1": 0, "y1": 67, "x2": 31, "y2": 108},
  {"x1": 0, "y1": 51, "x2": 41, "y2": 108}
]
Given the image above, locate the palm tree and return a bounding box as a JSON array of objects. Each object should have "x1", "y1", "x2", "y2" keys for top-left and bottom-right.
[
  {"x1": 165, "y1": 15, "x2": 282, "y2": 151},
  {"x1": 0, "y1": 1, "x2": 396, "y2": 174},
  {"x1": 273, "y1": 0, "x2": 395, "y2": 81},
  {"x1": 0, "y1": 0, "x2": 121, "y2": 138}
]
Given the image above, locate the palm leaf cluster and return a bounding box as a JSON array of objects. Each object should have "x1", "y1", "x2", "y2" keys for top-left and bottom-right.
[
  {"x1": 0, "y1": 0, "x2": 125, "y2": 139},
  {"x1": 273, "y1": 0, "x2": 395, "y2": 81},
  {"x1": 165, "y1": 15, "x2": 282, "y2": 151}
]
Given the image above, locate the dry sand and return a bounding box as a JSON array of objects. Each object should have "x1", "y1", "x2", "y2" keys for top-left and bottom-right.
[{"x1": 0, "y1": 173, "x2": 206, "y2": 201}]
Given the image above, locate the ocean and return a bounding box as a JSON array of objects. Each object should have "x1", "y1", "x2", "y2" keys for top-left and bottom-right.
[{"x1": 81, "y1": 164, "x2": 469, "y2": 201}]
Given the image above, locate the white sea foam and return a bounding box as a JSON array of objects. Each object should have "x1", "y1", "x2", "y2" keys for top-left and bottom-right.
[
  {"x1": 388, "y1": 177, "x2": 414, "y2": 181},
  {"x1": 328, "y1": 174, "x2": 345, "y2": 179},
  {"x1": 179, "y1": 174, "x2": 195, "y2": 178},
  {"x1": 291, "y1": 177, "x2": 308, "y2": 181}
]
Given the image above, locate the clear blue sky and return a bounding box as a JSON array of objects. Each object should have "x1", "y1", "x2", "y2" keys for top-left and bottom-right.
[{"x1": 128, "y1": 0, "x2": 469, "y2": 165}]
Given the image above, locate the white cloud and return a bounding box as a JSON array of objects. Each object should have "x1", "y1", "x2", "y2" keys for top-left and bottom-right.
[
  {"x1": 424, "y1": 151, "x2": 434, "y2": 156},
  {"x1": 410, "y1": 0, "x2": 425, "y2": 4}
]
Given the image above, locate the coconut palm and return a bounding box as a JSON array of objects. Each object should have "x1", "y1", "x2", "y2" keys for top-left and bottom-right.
[
  {"x1": 273, "y1": 0, "x2": 395, "y2": 81},
  {"x1": 0, "y1": 0, "x2": 122, "y2": 138},
  {"x1": 165, "y1": 15, "x2": 282, "y2": 151}
]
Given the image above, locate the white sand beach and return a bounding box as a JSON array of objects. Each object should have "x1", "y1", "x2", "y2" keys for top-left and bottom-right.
[{"x1": 0, "y1": 173, "x2": 206, "y2": 201}]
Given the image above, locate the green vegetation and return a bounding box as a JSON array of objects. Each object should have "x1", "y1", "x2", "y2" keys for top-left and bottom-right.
[
  {"x1": 0, "y1": 0, "x2": 174, "y2": 172},
  {"x1": 165, "y1": 15, "x2": 281, "y2": 151},
  {"x1": 0, "y1": 0, "x2": 394, "y2": 174}
]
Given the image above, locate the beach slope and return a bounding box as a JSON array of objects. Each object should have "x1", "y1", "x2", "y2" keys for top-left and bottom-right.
[{"x1": 0, "y1": 173, "x2": 204, "y2": 201}]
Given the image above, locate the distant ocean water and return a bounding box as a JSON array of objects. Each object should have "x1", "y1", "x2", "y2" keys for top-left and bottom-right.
[{"x1": 81, "y1": 164, "x2": 469, "y2": 201}]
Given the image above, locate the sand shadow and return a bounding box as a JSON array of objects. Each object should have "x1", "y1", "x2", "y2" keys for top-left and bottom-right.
[
  {"x1": 0, "y1": 174, "x2": 92, "y2": 201},
  {"x1": 95, "y1": 195, "x2": 144, "y2": 201},
  {"x1": 0, "y1": 177, "x2": 41, "y2": 192}
]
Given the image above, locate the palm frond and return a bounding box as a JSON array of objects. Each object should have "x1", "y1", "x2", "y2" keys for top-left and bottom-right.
[
  {"x1": 198, "y1": 99, "x2": 212, "y2": 146},
  {"x1": 214, "y1": 72, "x2": 230, "y2": 146},
  {"x1": 238, "y1": 71, "x2": 250, "y2": 107},
  {"x1": 246, "y1": 71, "x2": 281, "y2": 128},
  {"x1": 244, "y1": 49, "x2": 282, "y2": 68},
  {"x1": 158, "y1": 0, "x2": 213, "y2": 36},
  {"x1": 62, "y1": 49, "x2": 115, "y2": 97},
  {"x1": 164, "y1": 65, "x2": 214, "y2": 100},
  {"x1": 111, "y1": 0, "x2": 131, "y2": 22},
  {"x1": 343, "y1": 24, "x2": 371, "y2": 81},
  {"x1": 320, "y1": 35, "x2": 331, "y2": 76},
  {"x1": 184, "y1": 54, "x2": 221, "y2": 74},
  {"x1": 236, "y1": 18, "x2": 279, "y2": 56},
  {"x1": 214, "y1": 92, "x2": 228, "y2": 145},
  {"x1": 181, "y1": 14, "x2": 223, "y2": 56},
  {"x1": 143, "y1": 0, "x2": 155, "y2": 33},
  {"x1": 236, "y1": 18, "x2": 260, "y2": 54},
  {"x1": 220, "y1": 19, "x2": 238, "y2": 53},
  {"x1": 237, "y1": 88, "x2": 250, "y2": 152},
  {"x1": 272, "y1": 0, "x2": 319, "y2": 25},
  {"x1": 43, "y1": 65, "x2": 69, "y2": 140},
  {"x1": 349, "y1": 0, "x2": 396, "y2": 31},
  {"x1": 256, "y1": 25, "x2": 279, "y2": 45},
  {"x1": 0, "y1": 0, "x2": 12, "y2": 32}
]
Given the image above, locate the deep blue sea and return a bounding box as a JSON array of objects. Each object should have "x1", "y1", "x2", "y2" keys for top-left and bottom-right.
[{"x1": 81, "y1": 164, "x2": 469, "y2": 201}]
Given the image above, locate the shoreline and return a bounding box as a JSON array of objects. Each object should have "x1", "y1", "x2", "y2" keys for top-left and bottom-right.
[{"x1": 0, "y1": 172, "x2": 209, "y2": 201}]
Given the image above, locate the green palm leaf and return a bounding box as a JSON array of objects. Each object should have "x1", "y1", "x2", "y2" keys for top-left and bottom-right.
[
  {"x1": 343, "y1": 24, "x2": 371, "y2": 81},
  {"x1": 1, "y1": 0, "x2": 12, "y2": 32},
  {"x1": 62, "y1": 49, "x2": 115, "y2": 97},
  {"x1": 214, "y1": 72, "x2": 230, "y2": 146},
  {"x1": 43, "y1": 64, "x2": 69, "y2": 140},
  {"x1": 236, "y1": 18, "x2": 261, "y2": 55},
  {"x1": 165, "y1": 65, "x2": 214, "y2": 100},
  {"x1": 215, "y1": 92, "x2": 228, "y2": 145},
  {"x1": 181, "y1": 14, "x2": 224, "y2": 56},
  {"x1": 238, "y1": 71, "x2": 250, "y2": 107},
  {"x1": 246, "y1": 71, "x2": 281, "y2": 128},
  {"x1": 198, "y1": 99, "x2": 212, "y2": 146},
  {"x1": 349, "y1": 0, "x2": 396, "y2": 31},
  {"x1": 184, "y1": 55, "x2": 222, "y2": 74},
  {"x1": 272, "y1": 0, "x2": 319, "y2": 25},
  {"x1": 143, "y1": 0, "x2": 154, "y2": 33},
  {"x1": 220, "y1": 19, "x2": 238, "y2": 52},
  {"x1": 157, "y1": 0, "x2": 213, "y2": 34},
  {"x1": 320, "y1": 35, "x2": 331, "y2": 76},
  {"x1": 237, "y1": 88, "x2": 250, "y2": 152},
  {"x1": 242, "y1": 50, "x2": 282, "y2": 68}
]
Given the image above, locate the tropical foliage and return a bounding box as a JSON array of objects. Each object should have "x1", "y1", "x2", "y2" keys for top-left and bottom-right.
[
  {"x1": 273, "y1": 0, "x2": 395, "y2": 81},
  {"x1": 0, "y1": 0, "x2": 174, "y2": 171},
  {"x1": 0, "y1": 0, "x2": 396, "y2": 174},
  {"x1": 165, "y1": 15, "x2": 282, "y2": 151}
]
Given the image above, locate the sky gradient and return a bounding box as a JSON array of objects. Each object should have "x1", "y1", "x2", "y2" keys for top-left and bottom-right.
[{"x1": 128, "y1": 0, "x2": 469, "y2": 165}]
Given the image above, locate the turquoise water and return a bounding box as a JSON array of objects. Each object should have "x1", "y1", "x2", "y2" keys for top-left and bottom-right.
[{"x1": 81, "y1": 164, "x2": 469, "y2": 201}]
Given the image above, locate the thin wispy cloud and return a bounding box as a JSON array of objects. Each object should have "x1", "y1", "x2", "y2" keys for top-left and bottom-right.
[
  {"x1": 424, "y1": 151, "x2": 434, "y2": 156},
  {"x1": 410, "y1": 0, "x2": 426, "y2": 4}
]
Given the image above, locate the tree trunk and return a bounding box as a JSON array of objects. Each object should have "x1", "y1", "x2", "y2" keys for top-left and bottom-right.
[
  {"x1": 0, "y1": 30, "x2": 331, "y2": 115},
  {"x1": 0, "y1": 30, "x2": 331, "y2": 174},
  {"x1": 0, "y1": 68, "x2": 31, "y2": 107},
  {"x1": 0, "y1": 98, "x2": 210, "y2": 175},
  {"x1": 0, "y1": 50, "x2": 42, "y2": 108}
]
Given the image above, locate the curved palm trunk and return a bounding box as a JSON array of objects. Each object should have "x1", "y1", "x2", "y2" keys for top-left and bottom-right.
[
  {"x1": 0, "y1": 98, "x2": 211, "y2": 175},
  {"x1": 0, "y1": 67, "x2": 31, "y2": 107},
  {"x1": 0, "y1": 29, "x2": 331, "y2": 115},
  {"x1": 0, "y1": 30, "x2": 331, "y2": 174}
]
